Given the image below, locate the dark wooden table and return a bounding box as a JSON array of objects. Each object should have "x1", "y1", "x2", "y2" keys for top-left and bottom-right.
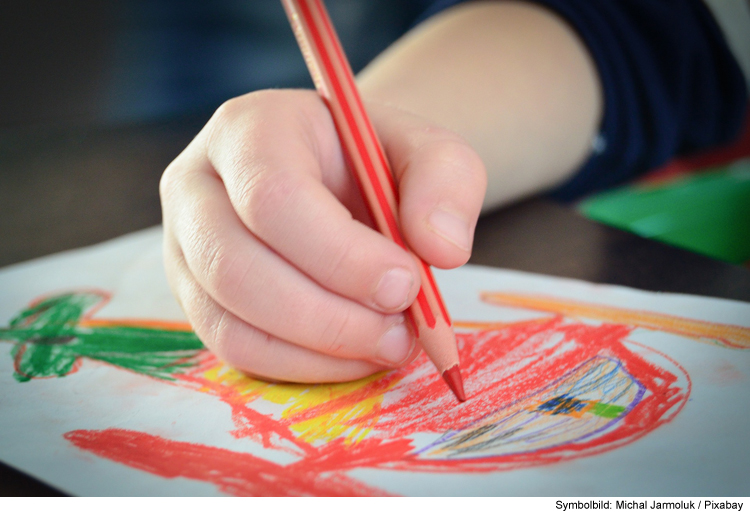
[{"x1": 2, "y1": 118, "x2": 749, "y2": 496}]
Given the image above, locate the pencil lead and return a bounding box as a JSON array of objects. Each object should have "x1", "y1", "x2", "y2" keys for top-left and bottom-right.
[{"x1": 442, "y1": 365, "x2": 466, "y2": 402}]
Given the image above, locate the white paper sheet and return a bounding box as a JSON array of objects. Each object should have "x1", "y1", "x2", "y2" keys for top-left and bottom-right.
[{"x1": 1, "y1": 227, "x2": 748, "y2": 496}]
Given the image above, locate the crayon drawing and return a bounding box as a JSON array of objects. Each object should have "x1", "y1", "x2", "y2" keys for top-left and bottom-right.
[{"x1": 4, "y1": 285, "x2": 747, "y2": 496}]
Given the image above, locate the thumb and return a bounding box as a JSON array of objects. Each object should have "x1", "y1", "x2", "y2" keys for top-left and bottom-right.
[{"x1": 370, "y1": 103, "x2": 487, "y2": 269}]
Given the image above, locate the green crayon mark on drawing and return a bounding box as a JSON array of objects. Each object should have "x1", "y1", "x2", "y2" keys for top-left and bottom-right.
[
  {"x1": 0, "y1": 291, "x2": 204, "y2": 382},
  {"x1": 536, "y1": 395, "x2": 626, "y2": 419},
  {"x1": 589, "y1": 402, "x2": 626, "y2": 419}
]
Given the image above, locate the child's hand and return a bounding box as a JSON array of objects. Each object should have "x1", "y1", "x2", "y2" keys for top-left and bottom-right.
[
  {"x1": 161, "y1": 89, "x2": 486, "y2": 383},
  {"x1": 160, "y1": 1, "x2": 602, "y2": 383}
]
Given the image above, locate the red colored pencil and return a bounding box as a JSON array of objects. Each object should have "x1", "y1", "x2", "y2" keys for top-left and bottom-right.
[{"x1": 281, "y1": 0, "x2": 466, "y2": 402}]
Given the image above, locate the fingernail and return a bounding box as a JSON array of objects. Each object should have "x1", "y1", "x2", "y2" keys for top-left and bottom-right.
[
  {"x1": 374, "y1": 268, "x2": 413, "y2": 310},
  {"x1": 428, "y1": 208, "x2": 471, "y2": 251},
  {"x1": 376, "y1": 322, "x2": 415, "y2": 366}
]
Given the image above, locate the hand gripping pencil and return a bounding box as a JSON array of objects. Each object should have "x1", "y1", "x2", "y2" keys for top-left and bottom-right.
[{"x1": 281, "y1": 0, "x2": 466, "y2": 402}]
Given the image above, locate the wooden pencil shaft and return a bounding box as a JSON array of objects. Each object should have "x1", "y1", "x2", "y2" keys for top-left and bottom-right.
[
  {"x1": 282, "y1": 0, "x2": 401, "y2": 245},
  {"x1": 281, "y1": 0, "x2": 459, "y2": 374}
]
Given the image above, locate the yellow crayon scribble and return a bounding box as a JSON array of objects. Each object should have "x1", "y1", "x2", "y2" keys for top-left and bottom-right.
[
  {"x1": 201, "y1": 363, "x2": 269, "y2": 400},
  {"x1": 199, "y1": 363, "x2": 398, "y2": 445},
  {"x1": 277, "y1": 372, "x2": 397, "y2": 444}
]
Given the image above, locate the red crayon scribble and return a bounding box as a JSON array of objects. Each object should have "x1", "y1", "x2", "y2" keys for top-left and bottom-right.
[
  {"x1": 63, "y1": 316, "x2": 690, "y2": 494},
  {"x1": 4, "y1": 289, "x2": 711, "y2": 495},
  {"x1": 64, "y1": 429, "x2": 393, "y2": 496}
]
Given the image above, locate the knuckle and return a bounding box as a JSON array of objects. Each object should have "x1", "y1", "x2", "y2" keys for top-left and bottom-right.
[
  {"x1": 205, "y1": 98, "x2": 247, "y2": 152},
  {"x1": 162, "y1": 248, "x2": 181, "y2": 291},
  {"x1": 159, "y1": 160, "x2": 182, "y2": 203},
  {"x1": 207, "y1": 94, "x2": 268, "y2": 159},
  {"x1": 212, "y1": 90, "x2": 293, "y2": 130},
  {"x1": 188, "y1": 294, "x2": 262, "y2": 374},
  {"x1": 451, "y1": 143, "x2": 487, "y2": 187},
  {"x1": 181, "y1": 221, "x2": 237, "y2": 301},
  {"x1": 211, "y1": 95, "x2": 247, "y2": 128},
  {"x1": 201, "y1": 239, "x2": 242, "y2": 302},
  {"x1": 184, "y1": 292, "x2": 239, "y2": 365},
  {"x1": 236, "y1": 165, "x2": 298, "y2": 231},
  {"x1": 206, "y1": 308, "x2": 237, "y2": 361},
  {"x1": 317, "y1": 236, "x2": 355, "y2": 288},
  {"x1": 413, "y1": 137, "x2": 487, "y2": 201},
  {"x1": 316, "y1": 305, "x2": 354, "y2": 358},
  {"x1": 176, "y1": 284, "x2": 221, "y2": 351},
  {"x1": 428, "y1": 137, "x2": 483, "y2": 174}
]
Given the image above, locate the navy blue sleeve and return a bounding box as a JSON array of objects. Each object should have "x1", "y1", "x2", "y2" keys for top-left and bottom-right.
[{"x1": 417, "y1": 0, "x2": 748, "y2": 199}]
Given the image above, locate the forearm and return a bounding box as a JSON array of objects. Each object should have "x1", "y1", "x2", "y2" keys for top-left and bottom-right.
[{"x1": 357, "y1": 1, "x2": 602, "y2": 211}]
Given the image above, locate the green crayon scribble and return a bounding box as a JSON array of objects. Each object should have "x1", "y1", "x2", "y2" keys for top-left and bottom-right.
[
  {"x1": 0, "y1": 292, "x2": 204, "y2": 382},
  {"x1": 588, "y1": 402, "x2": 626, "y2": 419}
]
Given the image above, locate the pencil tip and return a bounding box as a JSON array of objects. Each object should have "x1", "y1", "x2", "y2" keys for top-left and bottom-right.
[{"x1": 442, "y1": 365, "x2": 466, "y2": 402}]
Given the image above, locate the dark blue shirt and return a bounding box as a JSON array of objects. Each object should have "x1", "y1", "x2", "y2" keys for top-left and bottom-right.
[{"x1": 106, "y1": 0, "x2": 747, "y2": 198}]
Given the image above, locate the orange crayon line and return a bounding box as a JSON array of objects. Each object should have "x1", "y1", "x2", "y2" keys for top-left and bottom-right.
[
  {"x1": 79, "y1": 318, "x2": 195, "y2": 332},
  {"x1": 453, "y1": 317, "x2": 556, "y2": 331},
  {"x1": 482, "y1": 292, "x2": 750, "y2": 349}
]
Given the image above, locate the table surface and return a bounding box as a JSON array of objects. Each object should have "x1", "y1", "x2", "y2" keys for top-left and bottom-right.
[{"x1": 2, "y1": 118, "x2": 749, "y2": 496}]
